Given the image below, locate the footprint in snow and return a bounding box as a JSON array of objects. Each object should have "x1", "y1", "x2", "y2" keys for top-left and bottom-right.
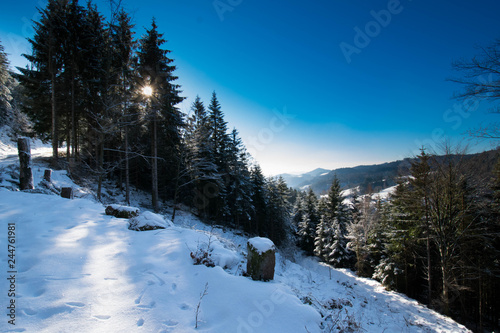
[
  {"x1": 137, "y1": 318, "x2": 145, "y2": 326},
  {"x1": 66, "y1": 302, "x2": 85, "y2": 308},
  {"x1": 163, "y1": 319, "x2": 178, "y2": 327},
  {"x1": 147, "y1": 271, "x2": 165, "y2": 285},
  {"x1": 32, "y1": 288, "x2": 46, "y2": 297},
  {"x1": 179, "y1": 303, "x2": 190, "y2": 310},
  {"x1": 137, "y1": 301, "x2": 156, "y2": 309},
  {"x1": 94, "y1": 315, "x2": 111, "y2": 320},
  {"x1": 171, "y1": 283, "x2": 177, "y2": 291},
  {"x1": 23, "y1": 308, "x2": 38, "y2": 316}
]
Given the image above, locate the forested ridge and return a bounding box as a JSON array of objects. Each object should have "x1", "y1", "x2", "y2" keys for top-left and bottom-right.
[{"x1": 0, "y1": 1, "x2": 499, "y2": 331}]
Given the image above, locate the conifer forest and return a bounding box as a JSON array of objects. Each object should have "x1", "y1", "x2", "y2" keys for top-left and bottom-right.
[{"x1": 0, "y1": 1, "x2": 499, "y2": 331}]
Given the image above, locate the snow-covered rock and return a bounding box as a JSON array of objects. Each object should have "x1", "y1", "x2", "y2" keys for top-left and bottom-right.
[
  {"x1": 248, "y1": 236, "x2": 275, "y2": 254},
  {"x1": 105, "y1": 204, "x2": 140, "y2": 218},
  {"x1": 247, "y1": 237, "x2": 276, "y2": 281},
  {"x1": 128, "y1": 211, "x2": 172, "y2": 231}
]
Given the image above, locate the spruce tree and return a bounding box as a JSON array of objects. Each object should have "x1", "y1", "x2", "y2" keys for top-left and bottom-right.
[
  {"x1": 0, "y1": 39, "x2": 12, "y2": 126},
  {"x1": 20, "y1": 0, "x2": 66, "y2": 158},
  {"x1": 225, "y1": 128, "x2": 253, "y2": 229},
  {"x1": 137, "y1": 18, "x2": 184, "y2": 211},
  {"x1": 298, "y1": 188, "x2": 320, "y2": 254},
  {"x1": 320, "y1": 176, "x2": 353, "y2": 267},
  {"x1": 207, "y1": 91, "x2": 229, "y2": 170},
  {"x1": 184, "y1": 96, "x2": 218, "y2": 217},
  {"x1": 206, "y1": 91, "x2": 229, "y2": 221},
  {"x1": 264, "y1": 177, "x2": 291, "y2": 246},
  {"x1": 109, "y1": 8, "x2": 136, "y2": 204},
  {"x1": 249, "y1": 164, "x2": 267, "y2": 235}
]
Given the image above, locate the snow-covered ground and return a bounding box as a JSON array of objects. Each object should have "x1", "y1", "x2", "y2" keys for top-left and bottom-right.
[{"x1": 0, "y1": 133, "x2": 470, "y2": 332}]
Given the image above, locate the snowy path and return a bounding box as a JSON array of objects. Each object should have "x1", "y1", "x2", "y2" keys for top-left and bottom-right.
[{"x1": 0, "y1": 190, "x2": 320, "y2": 332}]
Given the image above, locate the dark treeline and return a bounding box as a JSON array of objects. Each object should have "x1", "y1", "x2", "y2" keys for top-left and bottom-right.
[
  {"x1": 292, "y1": 148, "x2": 500, "y2": 332},
  {"x1": 10, "y1": 0, "x2": 294, "y2": 247}
]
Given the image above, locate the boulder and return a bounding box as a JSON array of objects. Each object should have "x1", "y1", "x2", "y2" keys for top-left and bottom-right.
[
  {"x1": 246, "y1": 237, "x2": 276, "y2": 281},
  {"x1": 105, "y1": 204, "x2": 140, "y2": 218},
  {"x1": 128, "y1": 211, "x2": 171, "y2": 231}
]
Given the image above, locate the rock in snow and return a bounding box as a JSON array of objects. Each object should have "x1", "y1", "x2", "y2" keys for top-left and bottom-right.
[
  {"x1": 247, "y1": 237, "x2": 276, "y2": 281},
  {"x1": 105, "y1": 204, "x2": 140, "y2": 218},
  {"x1": 248, "y1": 236, "x2": 276, "y2": 254},
  {"x1": 128, "y1": 211, "x2": 173, "y2": 231}
]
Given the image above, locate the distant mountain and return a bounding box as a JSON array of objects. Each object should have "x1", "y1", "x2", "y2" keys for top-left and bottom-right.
[
  {"x1": 280, "y1": 161, "x2": 409, "y2": 195},
  {"x1": 279, "y1": 148, "x2": 500, "y2": 195},
  {"x1": 279, "y1": 168, "x2": 331, "y2": 189}
]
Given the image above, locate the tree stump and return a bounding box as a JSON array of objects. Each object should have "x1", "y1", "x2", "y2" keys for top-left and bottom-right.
[
  {"x1": 17, "y1": 137, "x2": 34, "y2": 190},
  {"x1": 247, "y1": 237, "x2": 276, "y2": 281},
  {"x1": 43, "y1": 169, "x2": 52, "y2": 182},
  {"x1": 61, "y1": 187, "x2": 74, "y2": 199}
]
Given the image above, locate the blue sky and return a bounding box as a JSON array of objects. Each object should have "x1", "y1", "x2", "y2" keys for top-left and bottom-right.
[{"x1": 1, "y1": 0, "x2": 500, "y2": 175}]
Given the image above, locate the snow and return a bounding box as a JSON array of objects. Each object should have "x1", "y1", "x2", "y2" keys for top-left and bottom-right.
[
  {"x1": 0, "y1": 189, "x2": 320, "y2": 332},
  {"x1": 108, "y1": 204, "x2": 140, "y2": 213},
  {"x1": 0, "y1": 131, "x2": 471, "y2": 333},
  {"x1": 128, "y1": 211, "x2": 172, "y2": 231},
  {"x1": 376, "y1": 185, "x2": 397, "y2": 200},
  {"x1": 248, "y1": 237, "x2": 275, "y2": 254}
]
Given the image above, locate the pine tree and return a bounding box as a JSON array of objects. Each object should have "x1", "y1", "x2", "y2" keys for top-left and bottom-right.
[
  {"x1": 314, "y1": 215, "x2": 332, "y2": 260},
  {"x1": 292, "y1": 191, "x2": 306, "y2": 234},
  {"x1": 298, "y1": 188, "x2": 320, "y2": 255},
  {"x1": 20, "y1": 0, "x2": 67, "y2": 158},
  {"x1": 320, "y1": 176, "x2": 353, "y2": 267},
  {"x1": 206, "y1": 91, "x2": 229, "y2": 221},
  {"x1": 109, "y1": 8, "x2": 136, "y2": 205},
  {"x1": 184, "y1": 96, "x2": 218, "y2": 217},
  {"x1": 346, "y1": 194, "x2": 369, "y2": 275},
  {"x1": 137, "y1": 18, "x2": 184, "y2": 211},
  {"x1": 264, "y1": 177, "x2": 291, "y2": 246},
  {"x1": 249, "y1": 164, "x2": 267, "y2": 235},
  {"x1": 59, "y1": 0, "x2": 86, "y2": 159},
  {"x1": 0, "y1": 39, "x2": 12, "y2": 126},
  {"x1": 225, "y1": 128, "x2": 253, "y2": 229},
  {"x1": 207, "y1": 91, "x2": 229, "y2": 169}
]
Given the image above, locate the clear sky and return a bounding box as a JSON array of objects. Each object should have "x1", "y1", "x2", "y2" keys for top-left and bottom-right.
[{"x1": 1, "y1": 0, "x2": 500, "y2": 175}]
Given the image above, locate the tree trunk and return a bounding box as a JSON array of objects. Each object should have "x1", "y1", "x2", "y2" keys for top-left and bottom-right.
[
  {"x1": 426, "y1": 234, "x2": 432, "y2": 304},
  {"x1": 441, "y1": 258, "x2": 450, "y2": 315},
  {"x1": 97, "y1": 139, "x2": 104, "y2": 201},
  {"x1": 71, "y1": 70, "x2": 76, "y2": 158},
  {"x1": 18, "y1": 138, "x2": 34, "y2": 190},
  {"x1": 51, "y1": 70, "x2": 58, "y2": 160},
  {"x1": 151, "y1": 110, "x2": 158, "y2": 212},
  {"x1": 66, "y1": 116, "x2": 70, "y2": 160},
  {"x1": 125, "y1": 125, "x2": 130, "y2": 205}
]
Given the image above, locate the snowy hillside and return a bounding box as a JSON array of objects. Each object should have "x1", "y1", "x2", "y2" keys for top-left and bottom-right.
[{"x1": 0, "y1": 134, "x2": 470, "y2": 333}]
